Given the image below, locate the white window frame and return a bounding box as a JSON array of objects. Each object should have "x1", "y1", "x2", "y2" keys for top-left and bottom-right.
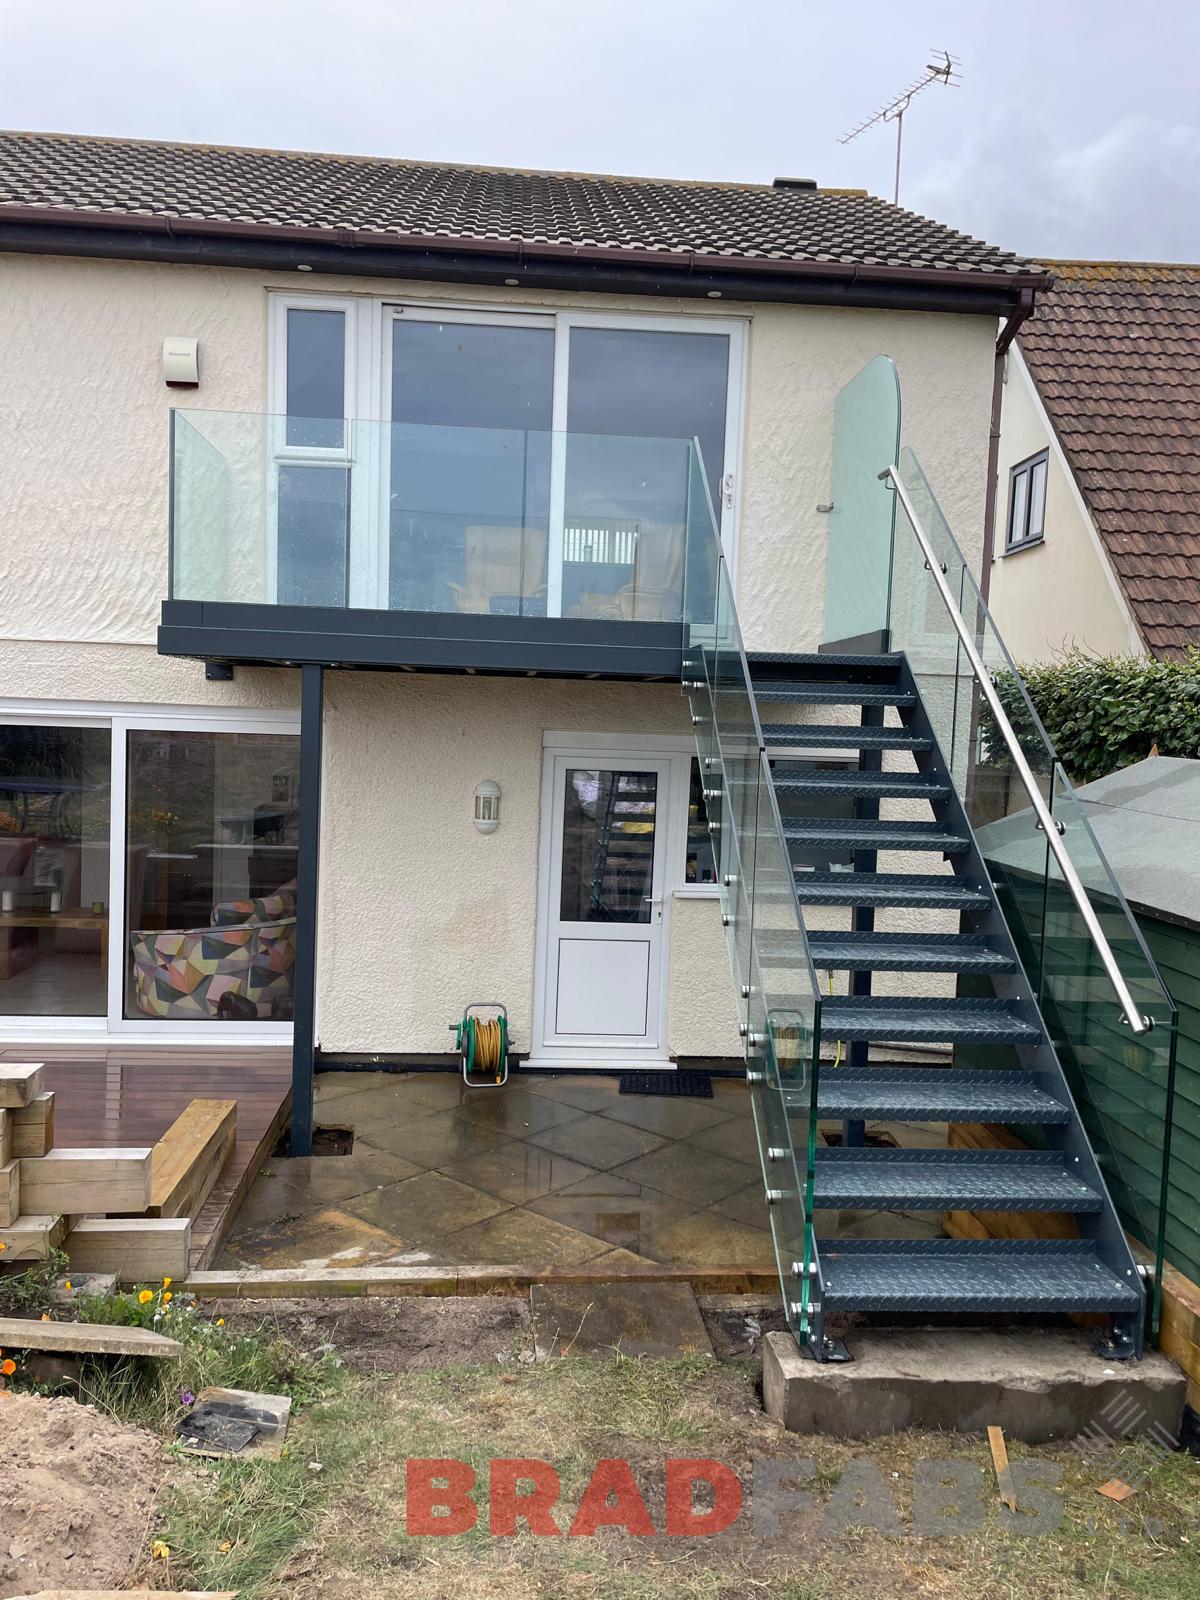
[
  {"x1": 268, "y1": 293, "x2": 749, "y2": 609},
  {"x1": 0, "y1": 698, "x2": 300, "y2": 1045}
]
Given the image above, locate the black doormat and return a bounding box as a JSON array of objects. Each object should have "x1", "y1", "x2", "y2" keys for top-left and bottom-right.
[{"x1": 619, "y1": 1071, "x2": 714, "y2": 1098}]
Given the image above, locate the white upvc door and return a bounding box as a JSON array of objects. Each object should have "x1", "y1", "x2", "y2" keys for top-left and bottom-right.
[{"x1": 531, "y1": 749, "x2": 674, "y2": 1066}]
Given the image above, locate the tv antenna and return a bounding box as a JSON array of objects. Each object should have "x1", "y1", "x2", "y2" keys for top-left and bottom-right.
[{"x1": 840, "y1": 50, "x2": 961, "y2": 205}]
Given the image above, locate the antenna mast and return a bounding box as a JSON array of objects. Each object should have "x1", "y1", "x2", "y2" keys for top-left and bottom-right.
[{"x1": 840, "y1": 49, "x2": 960, "y2": 205}]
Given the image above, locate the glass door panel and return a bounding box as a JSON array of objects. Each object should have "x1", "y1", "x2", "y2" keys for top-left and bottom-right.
[
  {"x1": 123, "y1": 730, "x2": 300, "y2": 1023},
  {"x1": 0, "y1": 723, "x2": 111, "y2": 1017},
  {"x1": 561, "y1": 325, "x2": 730, "y2": 620},
  {"x1": 388, "y1": 315, "x2": 554, "y2": 614}
]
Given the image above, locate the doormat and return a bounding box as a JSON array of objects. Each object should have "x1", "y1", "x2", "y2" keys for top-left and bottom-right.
[{"x1": 618, "y1": 1072, "x2": 713, "y2": 1098}]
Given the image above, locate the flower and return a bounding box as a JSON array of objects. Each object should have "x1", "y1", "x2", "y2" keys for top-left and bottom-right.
[
  {"x1": 64, "y1": 1280, "x2": 72, "y2": 1292},
  {"x1": 150, "y1": 1540, "x2": 171, "y2": 1560},
  {"x1": 1, "y1": 1359, "x2": 15, "y2": 1376},
  {"x1": 162, "y1": 1291, "x2": 173, "y2": 1304},
  {"x1": 162, "y1": 1276, "x2": 173, "y2": 1288},
  {"x1": 138, "y1": 1290, "x2": 154, "y2": 1305},
  {"x1": 215, "y1": 1318, "x2": 225, "y2": 1327},
  {"x1": 39, "y1": 1313, "x2": 50, "y2": 1322},
  {"x1": 181, "y1": 1388, "x2": 195, "y2": 1407}
]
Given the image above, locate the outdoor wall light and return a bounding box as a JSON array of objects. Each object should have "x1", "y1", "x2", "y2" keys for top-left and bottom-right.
[{"x1": 474, "y1": 779, "x2": 502, "y2": 834}]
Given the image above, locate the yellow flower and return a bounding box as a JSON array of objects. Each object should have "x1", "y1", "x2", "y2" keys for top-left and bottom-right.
[
  {"x1": 218, "y1": 1540, "x2": 233, "y2": 1554},
  {"x1": 215, "y1": 1318, "x2": 225, "y2": 1327},
  {"x1": 162, "y1": 1291, "x2": 173, "y2": 1304},
  {"x1": 138, "y1": 1290, "x2": 154, "y2": 1305},
  {"x1": 0, "y1": 1242, "x2": 7, "y2": 1252},
  {"x1": 162, "y1": 1276, "x2": 173, "y2": 1288},
  {"x1": 39, "y1": 1313, "x2": 50, "y2": 1322},
  {"x1": 150, "y1": 1540, "x2": 171, "y2": 1560},
  {"x1": 64, "y1": 1280, "x2": 72, "y2": 1292}
]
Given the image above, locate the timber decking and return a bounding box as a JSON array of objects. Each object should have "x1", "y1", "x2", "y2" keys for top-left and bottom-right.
[{"x1": 0, "y1": 1046, "x2": 291, "y2": 1270}]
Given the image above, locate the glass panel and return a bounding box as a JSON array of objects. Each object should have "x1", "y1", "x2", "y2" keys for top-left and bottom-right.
[
  {"x1": 684, "y1": 759, "x2": 717, "y2": 886},
  {"x1": 0, "y1": 724, "x2": 110, "y2": 1017},
  {"x1": 124, "y1": 730, "x2": 300, "y2": 1022},
  {"x1": 277, "y1": 465, "x2": 350, "y2": 606},
  {"x1": 823, "y1": 354, "x2": 901, "y2": 647},
  {"x1": 170, "y1": 411, "x2": 696, "y2": 622},
  {"x1": 558, "y1": 769, "x2": 657, "y2": 925},
  {"x1": 285, "y1": 308, "x2": 345, "y2": 449},
  {"x1": 890, "y1": 443, "x2": 1179, "y2": 1327},
  {"x1": 680, "y1": 436, "x2": 823, "y2": 1346},
  {"x1": 389, "y1": 320, "x2": 554, "y2": 614}
]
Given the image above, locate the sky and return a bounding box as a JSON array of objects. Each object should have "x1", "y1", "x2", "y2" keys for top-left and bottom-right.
[{"x1": 3, "y1": 0, "x2": 1200, "y2": 262}]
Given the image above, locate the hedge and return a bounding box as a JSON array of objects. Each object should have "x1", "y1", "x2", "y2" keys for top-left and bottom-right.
[{"x1": 985, "y1": 649, "x2": 1200, "y2": 785}]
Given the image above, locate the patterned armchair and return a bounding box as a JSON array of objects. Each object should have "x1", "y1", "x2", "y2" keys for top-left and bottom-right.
[{"x1": 129, "y1": 883, "x2": 297, "y2": 1020}]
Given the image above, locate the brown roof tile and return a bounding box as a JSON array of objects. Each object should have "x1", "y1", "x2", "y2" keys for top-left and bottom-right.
[
  {"x1": 1020, "y1": 261, "x2": 1200, "y2": 657},
  {"x1": 0, "y1": 128, "x2": 1034, "y2": 280}
]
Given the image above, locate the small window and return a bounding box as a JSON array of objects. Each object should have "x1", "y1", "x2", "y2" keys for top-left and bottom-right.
[
  {"x1": 1006, "y1": 451, "x2": 1048, "y2": 551},
  {"x1": 285, "y1": 307, "x2": 346, "y2": 448}
]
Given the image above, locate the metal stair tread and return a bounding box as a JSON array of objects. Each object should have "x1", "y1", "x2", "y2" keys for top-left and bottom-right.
[
  {"x1": 762, "y1": 723, "x2": 930, "y2": 751},
  {"x1": 747, "y1": 651, "x2": 904, "y2": 670},
  {"x1": 811, "y1": 1147, "x2": 1101, "y2": 1211},
  {"x1": 771, "y1": 769, "x2": 950, "y2": 800},
  {"x1": 782, "y1": 820, "x2": 969, "y2": 853},
  {"x1": 805, "y1": 931, "x2": 1016, "y2": 973},
  {"x1": 808, "y1": 1067, "x2": 1070, "y2": 1124},
  {"x1": 817, "y1": 1239, "x2": 1142, "y2": 1314},
  {"x1": 820, "y1": 995, "x2": 1040, "y2": 1044},
  {"x1": 793, "y1": 871, "x2": 991, "y2": 909},
  {"x1": 752, "y1": 681, "x2": 915, "y2": 706}
]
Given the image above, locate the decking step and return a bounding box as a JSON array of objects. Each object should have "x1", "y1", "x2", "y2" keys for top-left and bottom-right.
[
  {"x1": 747, "y1": 650, "x2": 903, "y2": 672},
  {"x1": 809, "y1": 1067, "x2": 1071, "y2": 1124},
  {"x1": 818, "y1": 1239, "x2": 1141, "y2": 1315},
  {"x1": 820, "y1": 996, "x2": 1040, "y2": 1046},
  {"x1": 783, "y1": 820, "x2": 969, "y2": 855},
  {"x1": 793, "y1": 872, "x2": 990, "y2": 910},
  {"x1": 811, "y1": 1148, "x2": 1101, "y2": 1211},
  {"x1": 772, "y1": 769, "x2": 950, "y2": 801},
  {"x1": 762, "y1": 724, "x2": 930, "y2": 752},
  {"x1": 806, "y1": 932, "x2": 1016, "y2": 974},
  {"x1": 753, "y1": 682, "x2": 915, "y2": 706}
]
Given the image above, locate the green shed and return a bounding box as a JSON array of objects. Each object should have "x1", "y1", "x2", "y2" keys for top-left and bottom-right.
[{"x1": 1071, "y1": 756, "x2": 1200, "y2": 1285}]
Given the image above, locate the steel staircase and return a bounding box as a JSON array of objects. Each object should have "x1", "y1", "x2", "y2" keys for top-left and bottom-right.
[{"x1": 689, "y1": 645, "x2": 1146, "y2": 1362}]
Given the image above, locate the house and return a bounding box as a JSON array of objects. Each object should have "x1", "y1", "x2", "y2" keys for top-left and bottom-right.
[
  {"x1": 0, "y1": 129, "x2": 1180, "y2": 1375},
  {"x1": 988, "y1": 261, "x2": 1200, "y2": 662}
]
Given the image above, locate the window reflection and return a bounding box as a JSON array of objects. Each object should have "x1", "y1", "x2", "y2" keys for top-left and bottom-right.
[{"x1": 560, "y1": 769, "x2": 658, "y2": 924}]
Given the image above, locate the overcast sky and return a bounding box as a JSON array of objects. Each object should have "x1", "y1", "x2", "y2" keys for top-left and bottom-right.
[{"x1": 4, "y1": 0, "x2": 1199, "y2": 262}]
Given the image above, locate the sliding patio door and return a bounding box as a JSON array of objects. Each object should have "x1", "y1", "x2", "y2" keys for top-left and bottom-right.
[{"x1": 0, "y1": 709, "x2": 299, "y2": 1040}]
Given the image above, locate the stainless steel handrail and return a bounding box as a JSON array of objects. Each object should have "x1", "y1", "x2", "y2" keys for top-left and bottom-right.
[{"x1": 882, "y1": 464, "x2": 1152, "y2": 1035}]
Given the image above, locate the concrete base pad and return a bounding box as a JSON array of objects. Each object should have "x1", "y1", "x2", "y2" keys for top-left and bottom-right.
[
  {"x1": 531, "y1": 1281, "x2": 713, "y2": 1359},
  {"x1": 763, "y1": 1328, "x2": 1186, "y2": 1443}
]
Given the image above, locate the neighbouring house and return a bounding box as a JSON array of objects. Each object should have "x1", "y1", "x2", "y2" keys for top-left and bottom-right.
[
  {"x1": 989, "y1": 260, "x2": 1200, "y2": 662},
  {"x1": 0, "y1": 129, "x2": 1185, "y2": 1378}
]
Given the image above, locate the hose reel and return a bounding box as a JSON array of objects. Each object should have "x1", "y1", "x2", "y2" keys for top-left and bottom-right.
[{"x1": 449, "y1": 1001, "x2": 509, "y2": 1087}]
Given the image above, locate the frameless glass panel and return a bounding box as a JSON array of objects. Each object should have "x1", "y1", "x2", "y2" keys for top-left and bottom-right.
[
  {"x1": 124, "y1": 730, "x2": 300, "y2": 1022},
  {"x1": 0, "y1": 724, "x2": 111, "y2": 1017},
  {"x1": 563, "y1": 328, "x2": 727, "y2": 619},
  {"x1": 389, "y1": 320, "x2": 554, "y2": 614},
  {"x1": 559, "y1": 769, "x2": 657, "y2": 925},
  {"x1": 823, "y1": 354, "x2": 901, "y2": 647},
  {"x1": 285, "y1": 308, "x2": 345, "y2": 449},
  {"x1": 277, "y1": 465, "x2": 350, "y2": 607}
]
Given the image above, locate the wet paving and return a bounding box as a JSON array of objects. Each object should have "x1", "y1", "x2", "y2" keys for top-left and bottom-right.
[{"x1": 220, "y1": 1070, "x2": 779, "y2": 1271}]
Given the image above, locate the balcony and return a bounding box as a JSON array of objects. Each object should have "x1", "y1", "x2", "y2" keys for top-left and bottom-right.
[{"x1": 158, "y1": 410, "x2": 725, "y2": 679}]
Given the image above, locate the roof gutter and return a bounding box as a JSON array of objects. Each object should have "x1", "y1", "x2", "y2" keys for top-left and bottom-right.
[
  {"x1": 0, "y1": 203, "x2": 1051, "y2": 314},
  {"x1": 981, "y1": 285, "x2": 1040, "y2": 595}
]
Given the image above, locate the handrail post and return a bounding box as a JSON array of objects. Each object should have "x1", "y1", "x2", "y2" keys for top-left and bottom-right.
[{"x1": 880, "y1": 464, "x2": 1152, "y2": 1036}]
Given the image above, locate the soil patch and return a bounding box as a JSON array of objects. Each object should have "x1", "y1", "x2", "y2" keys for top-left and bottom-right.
[
  {"x1": 210, "y1": 1294, "x2": 532, "y2": 1371},
  {"x1": 0, "y1": 1391, "x2": 163, "y2": 1597}
]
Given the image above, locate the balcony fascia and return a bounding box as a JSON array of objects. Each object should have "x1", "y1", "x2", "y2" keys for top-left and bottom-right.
[{"x1": 158, "y1": 600, "x2": 683, "y2": 680}]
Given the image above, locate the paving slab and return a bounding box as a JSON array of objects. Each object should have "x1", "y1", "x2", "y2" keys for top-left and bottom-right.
[
  {"x1": 763, "y1": 1327, "x2": 1187, "y2": 1442},
  {"x1": 531, "y1": 1279, "x2": 714, "y2": 1359}
]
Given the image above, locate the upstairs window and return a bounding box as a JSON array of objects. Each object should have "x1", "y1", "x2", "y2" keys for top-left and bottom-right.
[{"x1": 1006, "y1": 450, "x2": 1048, "y2": 552}]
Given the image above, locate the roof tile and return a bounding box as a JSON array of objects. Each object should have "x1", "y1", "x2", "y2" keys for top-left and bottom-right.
[
  {"x1": 1021, "y1": 262, "x2": 1200, "y2": 658},
  {"x1": 0, "y1": 128, "x2": 1032, "y2": 278}
]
